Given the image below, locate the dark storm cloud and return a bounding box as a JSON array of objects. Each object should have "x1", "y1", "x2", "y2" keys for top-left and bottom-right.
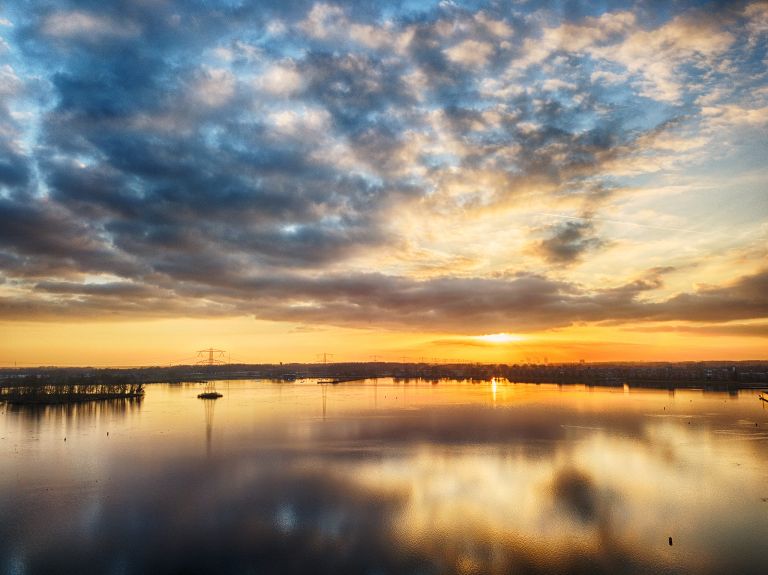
[{"x1": 0, "y1": 0, "x2": 766, "y2": 331}]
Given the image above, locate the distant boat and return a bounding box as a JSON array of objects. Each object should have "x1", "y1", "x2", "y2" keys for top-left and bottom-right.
[
  {"x1": 759, "y1": 393, "x2": 767, "y2": 403},
  {"x1": 198, "y1": 392, "x2": 223, "y2": 399}
]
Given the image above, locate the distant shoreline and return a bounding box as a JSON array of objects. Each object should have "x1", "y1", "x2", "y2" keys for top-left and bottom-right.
[{"x1": 1, "y1": 362, "x2": 766, "y2": 395}]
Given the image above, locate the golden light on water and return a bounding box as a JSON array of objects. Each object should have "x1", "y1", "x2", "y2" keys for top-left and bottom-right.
[{"x1": 3, "y1": 379, "x2": 768, "y2": 573}]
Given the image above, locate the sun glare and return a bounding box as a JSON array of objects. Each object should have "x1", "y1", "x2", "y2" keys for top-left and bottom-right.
[{"x1": 475, "y1": 333, "x2": 525, "y2": 344}]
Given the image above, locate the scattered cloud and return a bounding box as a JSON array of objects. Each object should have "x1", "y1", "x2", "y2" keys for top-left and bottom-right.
[
  {"x1": 192, "y1": 67, "x2": 237, "y2": 107},
  {"x1": 42, "y1": 10, "x2": 140, "y2": 41},
  {"x1": 444, "y1": 39, "x2": 494, "y2": 67},
  {"x1": 591, "y1": 13, "x2": 735, "y2": 102},
  {"x1": 258, "y1": 63, "x2": 305, "y2": 95}
]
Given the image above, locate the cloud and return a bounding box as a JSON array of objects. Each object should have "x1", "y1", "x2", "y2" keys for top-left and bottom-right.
[
  {"x1": 512, "y1": 10, "x2": 636, "y2": 70},
  {"x1": 299, "y1": 3, "x2": 346, "y2": 40},
  {"x1": 589, "y1": 70, "x2": 626, "y2": 85},
  {"x1": 745, "y1": 1, "x2": 768, "y2": 47},
  {"x1": 647, "y1": 269, "x2": 768, "y2": 323},
  {"x1": 474, "y1": 11, "x2": 513, "y2": 38},
  {"x1": 626, "y1": 323, "x2": 768, "y2": 338},
  {"x1": 257, "y1": 63, "x2": 305, "y2": 95},
  {"x1": 0, "y1": 64, "x2": 22, "y2": 97},
  {"x1": 703, "y1": 104, "x2": 768, "y2": 126},
  {"x1": 2, "y1": 264, "x2": 767, "y2": 335},
  {"x1": 34, "y1": 280, "x2": 159, "y2": 298},
  {"x1": 530, "y1": 219, "x2": 605, "y2": 265},
  {"x1": 0, "y1": 63, "x2": 30, "y2": 188},
  {"x1": 512, "y1": 7, "x2": 735, "y2": 103},
  {"x1": 590, "y1": 12, "x2": 735, "y2": 102},
  {"x1": 298, "y1": 3, "x2": 399, "y2": 50},
  {"x1": 0, "y1": 196, "x2": 140, "y2": 278},
  {"x1": 192, "y1": 67, "x2": 237, "y2": 107},
  {"x1": 444, "y1": 39, "x2": 494, "y2": 67},
  {"x1": 42, "y1": 10, "x2": 140, "y2": 40}
]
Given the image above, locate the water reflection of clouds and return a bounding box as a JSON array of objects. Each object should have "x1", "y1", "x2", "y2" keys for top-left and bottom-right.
[
  {"x1": 0, "y1": 451, "x2": 662, "y2": 575},
  {"x1": 346, "y1": 431, "x2": 766, "y2": 573},
  {"x1": 8, "y1": 434, "x2": 765, "y2": 573}
]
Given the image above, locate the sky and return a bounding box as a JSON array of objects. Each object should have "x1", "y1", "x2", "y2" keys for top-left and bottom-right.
[{"x1": 0, "y1": 0, "x2": 766, "y2": 366}]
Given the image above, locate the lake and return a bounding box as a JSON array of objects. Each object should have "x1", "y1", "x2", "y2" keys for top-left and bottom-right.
[{"x1": 2, "y1": 379, "x2": 767, "y2": 574}]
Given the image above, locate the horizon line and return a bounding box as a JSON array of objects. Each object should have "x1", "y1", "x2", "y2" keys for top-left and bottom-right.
[{"x1": 2, "y1": 359, "x2": 768, "y2": 369}]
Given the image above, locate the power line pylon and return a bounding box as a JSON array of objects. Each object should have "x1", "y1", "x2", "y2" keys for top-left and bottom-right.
[{"x1": 196, "y1": 348, "x2": 228, "y2": 366}]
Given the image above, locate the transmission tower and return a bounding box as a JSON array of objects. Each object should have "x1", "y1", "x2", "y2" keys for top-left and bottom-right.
[{"x1": 196, "y1": 348, "x2": 228, "y2": 366}]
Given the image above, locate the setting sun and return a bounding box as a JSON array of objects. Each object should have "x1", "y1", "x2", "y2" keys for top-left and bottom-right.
[{"x1": 474, "y1": 333, "x2": 525, "y2": 344}]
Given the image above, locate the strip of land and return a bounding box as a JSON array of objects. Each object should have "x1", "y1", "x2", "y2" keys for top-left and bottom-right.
[{"x1": 1, "y1": 361, "x2": 766, "y2": 401}]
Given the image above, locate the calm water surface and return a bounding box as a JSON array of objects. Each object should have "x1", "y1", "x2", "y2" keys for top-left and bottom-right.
[{"x1": 2, "y1": 380, "x2": 768, "y2": 574}]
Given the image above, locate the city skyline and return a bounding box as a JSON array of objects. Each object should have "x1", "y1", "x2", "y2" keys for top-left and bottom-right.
[{"x1": 0, "y1": 0, "x2": 767, "y2": 365}]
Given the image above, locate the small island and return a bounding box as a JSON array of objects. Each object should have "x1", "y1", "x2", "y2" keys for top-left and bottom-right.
[{"x1": 0, "y1": 373, "x2": 145, "y2": 405}]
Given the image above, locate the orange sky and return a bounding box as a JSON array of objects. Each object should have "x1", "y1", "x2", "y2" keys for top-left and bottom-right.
[{"x1": 1, "y1": 318, "x2": 765, "y2": 367}]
